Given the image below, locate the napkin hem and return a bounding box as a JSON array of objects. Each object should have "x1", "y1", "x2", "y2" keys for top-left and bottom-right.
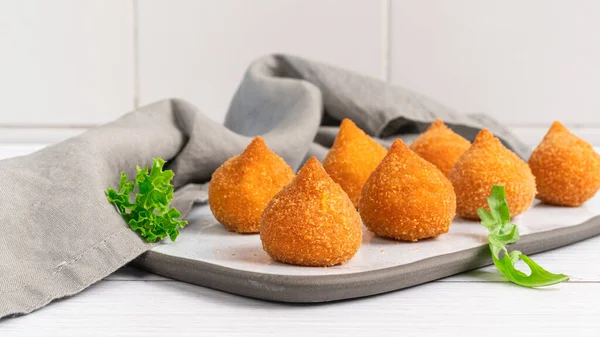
[{"x1": 0, "y1": 231, "x2": 152, "y2": 318}]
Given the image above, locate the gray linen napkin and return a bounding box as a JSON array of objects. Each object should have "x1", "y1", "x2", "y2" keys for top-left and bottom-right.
[{"x1": 0, "y1": 54, "x2": 527, "y2": 318}]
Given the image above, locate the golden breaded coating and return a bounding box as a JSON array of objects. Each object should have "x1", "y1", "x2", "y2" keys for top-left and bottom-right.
[
  {"x1": 260, "y1": 157, "x2": 362, "y2": 267},
  {"x1": 323, "y1": 119, "x2": 387, "y2": 207},
  {"x1": 448, "y1": 129, "x2": 536, "y2": 219},
  {"x1": 358, "y1": 139, "x2": 456, "y2": 241},
  {"x1": 528, "y1": 121, "x2": 600, "y2": 206},
  {"x1": 208, "y1": 137, "x2": 294, "y2": 233},
  {"x1": 410, "y1": 119, "x2": 471, "y2": 176}
]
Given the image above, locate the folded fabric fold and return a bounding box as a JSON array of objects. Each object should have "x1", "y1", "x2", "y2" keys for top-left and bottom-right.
[{"x1": 0, "y1": 54, "x2": 526, "y2": 318}]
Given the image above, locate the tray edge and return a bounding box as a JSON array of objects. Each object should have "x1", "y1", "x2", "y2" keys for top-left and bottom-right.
[{"x1": 135, "y1": 215, "x2": 600, "y2": 303}]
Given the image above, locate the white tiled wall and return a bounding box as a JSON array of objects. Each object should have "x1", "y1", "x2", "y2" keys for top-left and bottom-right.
[
  {"x1": 138, "y1": 0, "x2": 384, "y2": 123},
  {"x1": 1, "y1": 0, "x2": 599, "y2": 144},
  {"x1": 0, "y1": 0, "x2": 134, "y2": 126},
  {"x1": 390, "y1": 0, "x2": 600, "y2": 125}
]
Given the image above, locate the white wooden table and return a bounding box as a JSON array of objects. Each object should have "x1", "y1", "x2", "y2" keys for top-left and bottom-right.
[{"x1": 1, "y1": 143, "x2": 600, "y2": 337}]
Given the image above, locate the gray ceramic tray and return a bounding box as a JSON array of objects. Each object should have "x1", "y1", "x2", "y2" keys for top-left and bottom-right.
[{"x1": 136, "y1": 195, "x2": 600, "y2": 302}]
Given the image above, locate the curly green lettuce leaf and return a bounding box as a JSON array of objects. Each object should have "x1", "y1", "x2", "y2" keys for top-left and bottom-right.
[
  {"x1": 478, "y1": 185, "x2": 569, "y2": 287},
  {"x1": 106, "y1": 158, "x2": 187, "y2": 242}
]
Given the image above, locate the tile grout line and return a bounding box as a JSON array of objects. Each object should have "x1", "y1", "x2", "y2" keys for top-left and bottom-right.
[
  {"x1": 381, "y1": 0, "x2": 391, "y2": 82},
  {"x1": 0, "y1": 124, "x2": 96, "y2": 129},
  {"x1": 132, "y1": 0, "x2": 140, "y2": 109},
  {"x1": 1, "y1": 123, "x2": 600, "y2": 129}
]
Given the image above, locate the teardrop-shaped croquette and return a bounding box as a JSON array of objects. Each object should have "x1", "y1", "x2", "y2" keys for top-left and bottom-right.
[
  {"x1": 260, "y1": 157, "x2": 362, "y2": 267},
  {"x1": 323, "y1": 119, "x2": 387, "y2": 207},
  {"x1": 410, "y1": 119, "x2": 471, "y2": 176},
  {"x1": 448, "y1": 129, "x2": 536, "y2": 219},
  {"x1": 208, "y1": 137, "x2": 294, "y2": 233},
  {"x1": 359, "y1": 139, "x2": 456, "y2": 241},
  {"x1": 529, "y1": 121, "x2": 600, "y2": 206}
]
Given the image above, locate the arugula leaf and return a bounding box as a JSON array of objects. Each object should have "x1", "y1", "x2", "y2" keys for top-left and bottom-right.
[
  {"x1": 478, "y1": 185, "x2": 569, "y2": 287},
  {"x1": 106, "y1": 158, "x2": 187, "y2": 242}
]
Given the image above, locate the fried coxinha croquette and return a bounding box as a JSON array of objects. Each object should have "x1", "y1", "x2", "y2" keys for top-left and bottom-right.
[
  {"x1": 208, "y1": 137, "x2": 294, "y2": 233},
  {"x1": 359, "y1": 139, "x2": 456, "y2": 241},
  {"x1": 449, "y1": 129, "x2": 536, "y2": 219},
  {"x1": 410, "y1": 119, "x2": 471, "y2": 176},
  {"x1": 323, "y1": 118, "x2": 387, "y2": 207},
  {"x1": 529, "y1": 121, "x2": 600, "y2": 206},
  {"x1": 260, "y1": 157, "x2": 362, "y2": 267}
]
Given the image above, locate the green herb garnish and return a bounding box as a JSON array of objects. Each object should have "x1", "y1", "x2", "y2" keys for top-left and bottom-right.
[
  {"x1": 477, "y1": 185, "x2": 569, "y2": 287},
  {"x1": 106, "y1": 158, "x2": 187, "y2": 242}
]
